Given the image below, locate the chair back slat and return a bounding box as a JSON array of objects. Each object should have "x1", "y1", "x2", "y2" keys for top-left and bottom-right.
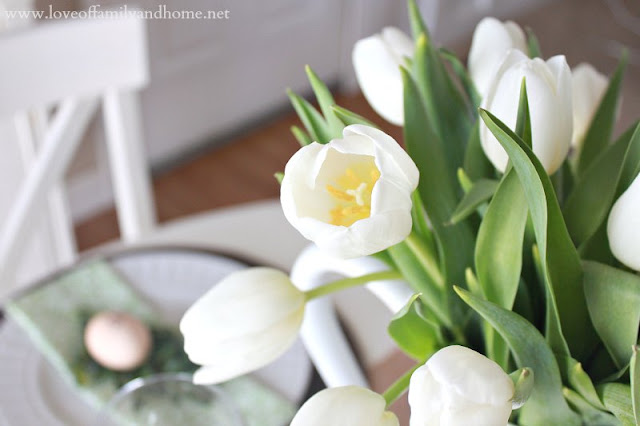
[{"x1": 0, "y1": 16, "x2": 148, "y2": 117}]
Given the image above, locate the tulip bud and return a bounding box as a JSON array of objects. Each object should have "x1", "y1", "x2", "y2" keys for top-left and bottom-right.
[
  {"x1": 607, "y1": 174, "x2": 640, "y2": 271},
  {"x1": 180, "y1": 267, "x2": 305, "y2": 384},
  {"x1": 291, "y1": 386, "x2": 399, "y2": 426},
  {"x1": 468, "y1": 17, "x2": 527, "y2": 98},
  {"x1": 480, "y1": 49, "x2": 573, "y2": 174},
  {"x1": 409, "y1": 345, "x2": 515, "y2": 426},
  {"x1": 571, "y1": 63, "x2": 609, "y2": 150},
  {"x1": 281, "y1": 124, "x2": 419, "y2": 259},
  {"x1": 353, "y1": 27, "x2": 414, "y2": 125}
]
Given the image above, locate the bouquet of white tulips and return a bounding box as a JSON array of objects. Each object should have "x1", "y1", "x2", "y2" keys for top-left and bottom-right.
[{"x1": 181, "y1": 1, "x2": 640, "y2": 425}]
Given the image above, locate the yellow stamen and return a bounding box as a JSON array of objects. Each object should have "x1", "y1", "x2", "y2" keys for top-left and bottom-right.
[
  {"x1": 326, "y1": 184, "x2": 355, "y2": 202},
  {"x1": 326, "y1": 160, "x2": 380, "y2": 227}
]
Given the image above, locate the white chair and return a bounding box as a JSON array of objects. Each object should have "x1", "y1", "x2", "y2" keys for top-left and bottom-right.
[{"x1": 0, "y1": 15, "x2": 155, "y2": 299}]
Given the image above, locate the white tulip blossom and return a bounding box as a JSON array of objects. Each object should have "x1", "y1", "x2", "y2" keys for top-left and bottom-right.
[
  {"x1": 409, "y1": 345, "x2": 515, "y2": 426},
  {"x1": 281, "y1": 124, "x2": 419, "y2": 259},
  {"x1": 290, "y1": 386, "x2": 399, "y2": 426},
  {"x1": 608, "y1": 174, "x2": 640, "y2": 271},
  {"x1": 571, "y1": 63, "x2": 609, "y2": 149},
  {"x1": 480, "y1": 49, "x2": 573, "y2": 174},
  {"x1": 468, "y1": 17, "x2": 527, "y2": 98},
  {"x1": 179, "y1": 267, "x2": 305, "y2": 384},
  {"x1": 353, "y1": 27, "x2": 414, "y2": 125}
]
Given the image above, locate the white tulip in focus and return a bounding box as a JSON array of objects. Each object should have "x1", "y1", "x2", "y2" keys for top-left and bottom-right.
[
  {"x1": 409, "y1": 345, "x2": 515, "y2": 426},
  {"x1": 291, "y1": 386, "x2": 399, "y2": 426},
  {"x1": 353, "y1": 27, "x2": 414, "y2": 125},
  {"x1": 179, "y1": 267, "x2": 305, "y2": 384},
  {"x1": 480, "y1": 49, "x2": 573, "y2": 174},
  {"x1": 468, "y1": 17, "x2": 527, "y2": 98},
  {"x1": 571, "y1": 63, "x2": 609, "y2": 149},
  {"x1": 281, "y1": 124, "x2": 419, "y2": 259},
  {"x1": 607, "y1": 174, "x2": 640, "y2": 271}
]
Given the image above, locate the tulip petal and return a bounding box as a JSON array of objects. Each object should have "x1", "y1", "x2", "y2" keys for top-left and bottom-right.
[
  {"x1": 480, "y1": 51, "x2": 572, "y2": 174},
  {"x1": 608, "y1": 175, "x2": 640, "y2": 271},
  {"x1": 344, "y1": 124, "x2": 420, "y2": 189},
  {"x1": 571, "y1": 63, "x2": 608, "y2": 149},
  {"x1": 291, "y1": 386, "x2": 399, "y2": 426},
  {"x1": 468, "y1": 17, "x2": 527, "y2": 97},
  {"x1": 281, "y1": 125, "x2": 418, "y2": 258},
  {"x1": 353, "y1": 29, "x2": 412, "y2": 125},
  {"x1": 180, "y1": 268, "x2": 305, "y2": 384},
  {"x1": 409, "y1": 346, "x2": 514, "y2": 426}
]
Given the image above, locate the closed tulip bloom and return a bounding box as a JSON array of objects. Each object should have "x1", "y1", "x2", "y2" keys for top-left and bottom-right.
[
  {"x1": 480, "y1": 49, "x2": 573, "y2": 174},
  {"x1": 353, "y1": 27, "x2": 414, "y2": 125},
  {"x1": 571, "y1": 63, "x2": 609, "y2": 149},
  {"x1": 281, "y1": 124, "x2": 419, "y2": 259},
  {"x1": 180, "y1": 267, "x2": 305, "y2": 384},
  {"x1": 468, "y1": 17, "x2": 527, "y2": 98},
  {"x1": 291, "y1": 386, "x2": 399, "y2": 426},
  {"x1": 608, "y1": 174, "x2": 640, "y2": 271},
  {"x1": 409, "y1": 345, "x2": 515, "y2": 426}
]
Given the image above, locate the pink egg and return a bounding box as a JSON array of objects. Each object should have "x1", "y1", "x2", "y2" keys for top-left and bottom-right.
[{"x1": 84, "y1": 311, "x2": 152, "y2": 371}]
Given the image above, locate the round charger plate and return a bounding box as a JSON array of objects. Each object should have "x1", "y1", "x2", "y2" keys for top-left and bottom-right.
[{"x1": 0, "y1": 248, "x2": 312, "y2": 426}]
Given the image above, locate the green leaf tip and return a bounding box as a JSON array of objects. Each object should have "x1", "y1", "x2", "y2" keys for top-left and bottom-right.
[
  {"x1": 511, "y1": 367, "x2": 535, "y2": 410},
  {"x1": 274, "y1": 172, "x2": 284, "y2": 184}
]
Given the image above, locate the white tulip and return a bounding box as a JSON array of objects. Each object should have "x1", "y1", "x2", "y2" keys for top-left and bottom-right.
[
  {"x1": 468, "y1": 17, "x2": 527, "y2": 98},
  {"x1": 608, "y1": 174, "x2": 640, "y2": 271},
  {"x1": 291, "y1": 386, "x2": 399, "y2": 426},
  {"x1": 179, "y1": 267, "x2": 305, "y2": 384},
  {"x1": 571, "y1": 63, "x2": 609, "y2": 149},
  {"x1": 480, "y1": 49, "x2": 573, "y2": 174},
  {"x1": 353, "y1": 27, "x2": 414, "y2": 125},
  {"x1": 280, "y1": 124, "x2": 419, "y2": 259},
  {"x1": 409, "y1": 345, "x2": 515, "y2": 426}
]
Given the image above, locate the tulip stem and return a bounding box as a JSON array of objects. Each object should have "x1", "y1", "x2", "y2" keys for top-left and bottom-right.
[
  {"x1": 304, "y1": 270, "x2": 403, "y2": 301},
  {"x1": 382, "y1": 362, "x2": 421, "y2": 407},
  {"x1": 405, "y1": 232, "x2": 445, "y2": 289}
]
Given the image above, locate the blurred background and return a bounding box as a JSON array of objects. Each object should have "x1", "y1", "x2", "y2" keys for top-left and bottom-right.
[{"x1": 1, "y1": 0, "x2": 637, "y2": 250}]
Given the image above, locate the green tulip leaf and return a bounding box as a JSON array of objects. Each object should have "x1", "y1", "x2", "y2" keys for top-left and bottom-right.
[
  {"x1": 475, "y1": 169, "x2": 528, "y2": 367},
  {"x1": 526, "y1": 27, "x2": 542, "y2": 58},
  {"x1": 479, "y1": 108, "x2": 596, "y2": 361},
  {"x1": 631, "y1": 346, "x2": 640, "y2": 424},
  {"x1": 290, "y1": 125, "x2": 311, "y2": 146},
  {"x1": 577, "y1": 51, "x2": 628, "y2": 176},
  {"x1": 583, "y1": 260, "x2": 640, "y2": 369},
  {"x1": 565, "y1": 357, "x2": 606, "y2": 410},
  {"x1": 413, "y1": 34, "x2": 471, "y2": 178},
  {"x1": 407, "y1": 0, "x2": 429, "y2": 40},
  {"x1": 331, "y1": 105, "x2": 377, "y2": 128},
  {"x1": 440, "y1": 48, "x2": 481, "y2": 110},
  {"x1": 598, "y1": 383, "x2": 636, "y2": 426},
  {"x1": 304, "y1": 65, "x2": 343, "y2": 138},
  {"x1": 410, "y1": 191, "x2": 437, "y2": 253},
  {"x1": 463, "y1": 122, "x2": 495, "y2": 181},
  {"x1": 402, "y1": 67, "x2": 475, "y2": 314},
  {"x1": 564, "y1": 122, "x2": 640, "y2": 247},
  {"x1": 387, "y1": 242, "x2": 449, "y2": 327},
  {"x1": 449, "y1": 178, "x2": 498, "y2": 224},
  {"x1": 618, "y1": 121, "x2": 640, "y2": 195},
  {"x1": 287, "y1": 89, "x2": 333, "y2": 144},
  {"x1": 563, "y1": 388, "x2": 620, "y2": 426},
  {"x1": 455, "y1": 287, "x2": 581, "y2": 426},
  {"x1": 388, "y1": 293, "x2": 440, "y2": 360}
]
